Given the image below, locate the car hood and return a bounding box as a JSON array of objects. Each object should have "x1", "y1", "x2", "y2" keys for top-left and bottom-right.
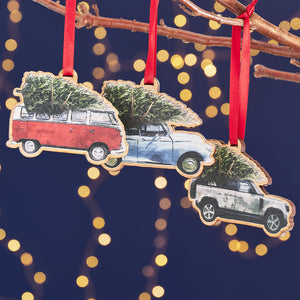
[{"x1": 170, "y1": 132, "x2": 210, "y2": 145}]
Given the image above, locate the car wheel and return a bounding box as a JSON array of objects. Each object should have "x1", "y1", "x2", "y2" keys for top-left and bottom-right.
[
  {"x1": 264, "y1": 210, "x2": 283, "y2": 234},
  {"x1": 88, "y1": 144, "x2": 108, "y2": 161},
  {"x1": 22, "y1": 140, "x2": 40, "y2": 154},
  {"x1": 200, "y1": 200, "x2": 217, "y2": 222},
  {"x1": 177, "y1": 152, "x2": 202, "y2": 175},
  {"x1": 105, "y1": 157, "x2": 122, "y2": 168}
]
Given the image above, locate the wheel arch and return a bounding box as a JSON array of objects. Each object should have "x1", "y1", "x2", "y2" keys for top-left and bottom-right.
[
  {"x1": 198, "y1": 196, "x2": 218, "y2": 209},
  {"x1": 88, "y1": 142, "x2": 109, "y2": 152}
]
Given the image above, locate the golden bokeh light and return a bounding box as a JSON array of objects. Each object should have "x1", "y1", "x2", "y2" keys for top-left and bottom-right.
[
  {"x1": 268, "y1": 39, "x2": 279, "y2": 45},
  {"x1": 139, "y1": 292, "x2": 151, "y2": 300},
  {"x1": 108, "y1": 62, "x2": 120, "y2": 72},
  {"x1": 159, "y1": 198, "x2": 171, "y2": 210},
  {"x1": 279, "y1": 231, "x2": 290, "y2": 241},
  {"x1": 86, "y1": 256, "x2": 99, "y2": 268},
  {"x1": 8, "y1": 239, "x2": 20, "y2": 252},
  {"x1": 5, "y1": 39, "x2": 17, "y2": 51},
  {"x1": 133, "y1": 59, "x2": 146, "y2": 72},
  {"x1": 157, "y1": 50, "x2": 169, "y2": 62},
  {"x1": 209, "y1": 20, "x2": 221, "y2": 30},
  {"x1": 92, "y1": 67, "x2": 105, "y2": 80},
  {"x1": 204, "y1": 64, "x2": 217, "y2": 77},
  {"x1": 20, "y1": 253, "x2": 33, "y2": 266},
  {"x1": 76, "y1": 275, "x2": 89, "y2": 288},
  {"x1": 93, "y1": 43, "x2": 106, "y2": 55},
  {"x1": 93, "y1": 217, "x2": 105, "y2": 229},
  {"x1": 94, "y1": 27, "x2": 107, "y2": 39},
  {"x1": 177, "y1": 72, "x2": 190, "y2": 84},
  {"x1": 184, "y1": 54, "x2": 197, "y2": 66},
  {"x1": 201, "y1": 58, "x2": 213, "y2": 70},
  {"x1": 98, "y1": 233, "x2": 111, "y2": 246},
  {"x1": 221, "y1": 103, "x2": 230, "y2": 115},
  {"x1": 2, "y1": 59, "x2": 15, "y2": 71},
  {"x1": 5, "y1": 98, "x2": 17, "y2": 110},
  {"x1": 155, "y1": 254, "x2": 168, "y2": 267},
  {"x1": 78, "y1": 185, "x2": 90, "y2": 198},
  {"x1": 250, "y1": 49, "x2": 260, "y2": 56},
  {"x1": 7, "y1": 0, "x2": 20, "y2": 12},
  {"x1": 180, "y1": 196, "x2": 191, "y2": 209},
  {"x1": 152, "y1": 286, "x2": 165, "y2": 298},
  {"x1": 225, "y1": 224, "x2": 237, "y2": 236},
  {"x1": 209, "y1": 86, "x2": 221, "y2": 99},
  {"x1": 142, "y1": 265, "x2": 154, "y2": 277},
  {"x1": 154, "y1": 236, "x2": 166, "y2": 248},
  {"x1": 77, "y1": 2, "x2": 89, "y2": 14},
  {"x1": 205, "y1": 105, "x2": 218, "y2": 118},
  {"x1": 107, "y1": 53, "x2": 118, "y2": 64},
  {"x1": 155, "y1": 218, "x2": 167, "y2": 231},
  {"x1": 174, "y1": 14, "x2": 187, "y2": 27},
  {"x1": 214, "y1": 2, "x2": 225, "y2": 13},
  {"x1": 290, "y1": 17, "x2": 300, "y2": 30},
  {"x1": 255, "y1": 244, "x2": 268, "y2": 256},
  {"x1": 0, "y1": 228, "x2": 6, "y2": 240},
  {"x1": 34, "y1": 272, "x2": 46, "y2": 284},
  {"x1": 228, "y1": 239, "x2": 239, "y2": 252},
  {"x1": 184, "y1": 179, "x2": 190, "y2": 190},
  {"x1": 21, "y1": 292, "x2": 34, "y2": 300},
  {"x1": 170, "y1": 54, "x2": 184, "y2": 69},
  {"x1": 203, "y1": 49, "x2": 216, "y2": 60},
  {"x1": 279, "y1": 20, "x2": 290, "y2": 32},
  {"x1": 10, "y1": 10, "x2": 22, "y2": 23},
  {"x1": 154, "y1": 176, "x2": 167, "y2": 189},
  {"x1": 194, "y1": 43, "x2": 206, "y2": 52},
  {"x1": 83, "y1": 81, "x2": 94, "y2": 89},
  {"x1": 87, "y1": 167, "x2": 100, "y2": 180},
  {"x1": 180, "y1": 89, "x2": 192, "y2": 101},
  {"x1": 239, "y1": 241, "x2": 249, "y2": 253}
]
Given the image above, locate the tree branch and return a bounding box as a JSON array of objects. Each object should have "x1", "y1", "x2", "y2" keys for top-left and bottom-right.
[
  {"x1": 254, "y1": 64, "x2": 300, "y2": 83},
  {"x1": 32, "y1": 0, "x2": 300, "y2": 59},
  {"x1": 215, "y1": 0, "x2": 300, "y2": 51}
]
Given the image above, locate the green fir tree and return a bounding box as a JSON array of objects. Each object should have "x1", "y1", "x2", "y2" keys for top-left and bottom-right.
[{"x1": 102, "y1": 81, "x2": 201, "y2": 129}]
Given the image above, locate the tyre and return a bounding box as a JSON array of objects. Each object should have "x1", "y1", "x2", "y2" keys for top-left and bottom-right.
[
  {"x1": 105, "y1": 157, "x2": 122, "y2": 168},
  {"x1": 264, "y1": 209, "x2": 283, "y2": 234},
  {"x1": 177, "y1": 152, "x2": 202, "y2": 175},
  {"x1": 22, "y1": 139, "x2": 40, "y2": 154},
  {"x1": 200, "y1": 199, "x2": 218, "y2": 222},
  {"x1": 88, "y1": 144, "x2": 108, "y2": 161}
]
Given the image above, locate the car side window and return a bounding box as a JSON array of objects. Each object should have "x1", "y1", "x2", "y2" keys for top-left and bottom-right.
[
  {"x1": 238, "y1": 182, "x2": 252, "y2": 193},
  {"x1": 140, "y1": 125, "x2": 166, "y2": 136},
  {"x1": 126, "y1": 128, "x2": 139, "y2": 135},
  {"x1": 71, "y1": 111, "x2": 87, "y2": 123},
  {"x1": 36, "y1": 113, "x2": 50, "y2": 120},
  {"x1": 90, "y1": 111, "x2": 111, "y2": 125},
  {"x1": 20, "y1": 107, "x2": 34, "y2": 120},
  {"x1": 53, "y1": 112, "x2": 68, "y2": 121},
  {"x1": 224, "y1": 181, "x2": 238, "y2": 191}
]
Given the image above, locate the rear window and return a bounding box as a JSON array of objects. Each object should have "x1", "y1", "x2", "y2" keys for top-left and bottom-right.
[
  {"x1": 90, "y1": 111, "x2": 112, "y2": 125},
  {"x1": 20, "y1": 107, "x2": 34, "y2": 120},
  {"x1": 54, "y1": 112, "x2": 68, "y2": 121},
  {"x1": 71, "y1": 111, "x2": 87, "y2": 123},
  {"x1": 36, "y1": 113, "x2": 50, "y2": 120}
]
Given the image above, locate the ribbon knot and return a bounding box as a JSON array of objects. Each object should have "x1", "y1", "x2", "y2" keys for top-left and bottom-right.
[{"x1": 229, "y1": 0, "x2": 258, "y2": 146}]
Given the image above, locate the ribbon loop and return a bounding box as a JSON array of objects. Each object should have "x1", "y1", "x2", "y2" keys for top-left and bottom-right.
[{"x1": 229, "y1": 0, "x2": 258, "y2": 146}]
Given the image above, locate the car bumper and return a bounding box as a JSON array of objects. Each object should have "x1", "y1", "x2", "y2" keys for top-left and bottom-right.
[{"x1": 110, "y1": 143, "x2": 126, "y2": 155}]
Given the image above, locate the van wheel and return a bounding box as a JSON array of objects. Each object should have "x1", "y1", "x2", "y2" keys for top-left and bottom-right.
[
  {"x1": 177, "y1": 152, "x2": 202, "y2": 175},
  {"x1": 200, "y1": 199, "x2": 218, "y2": 222},
  {"x1": 105, "y1": 158, "x2": 122, "y2": 169},
  {"x1": 88, "y1": 144, "x2": 108, "y2": 161},
  {"x1": 264, "y1": 209, "x2": 283, "y2": 234},
  {"x1": 22, "y1": 140, "x2": 40, "y2": 154}
]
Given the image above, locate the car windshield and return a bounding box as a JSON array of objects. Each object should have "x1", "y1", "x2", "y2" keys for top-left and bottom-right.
[{"x1": 140, "y1": 124, "x2": 166, "y2": 136}]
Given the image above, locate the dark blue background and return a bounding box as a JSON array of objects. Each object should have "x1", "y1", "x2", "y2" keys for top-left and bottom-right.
[{"x1": 0, "y1": 0, "x2": 299, "y2": 299}]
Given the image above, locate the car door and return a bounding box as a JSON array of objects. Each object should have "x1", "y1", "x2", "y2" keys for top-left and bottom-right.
[
  {"x1": 123, "y1": 128, "x2": 139, "y2": 162},
  {"x1": 137, "y1": 124, "x2": 173, "y2": 164},
  {"x1": 218, "y1": 181, "x2": 238, "y2": 210},
  {"x1": 234, "y1": 181, "x2": 262, "y2": 215}
]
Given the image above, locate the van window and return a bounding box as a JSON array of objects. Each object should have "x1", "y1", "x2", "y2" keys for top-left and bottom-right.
[
  {"x1": 108, "y1": 113, "x2": 118, "y2": 125},
  {"x1": 90, "y1": 111, "x2": 111, "y2": 125},
  {"x1": 36, "y1": 113, "x2": 50, "y2": 120},
  {"x1": 71, "y1": 111, "x2": 87, "y2": 123},
  {"x1": 20, "y1": 107, "x2": 34, "y2": 120},
  {"x1": 54, "y1": 112, "x2": 68, "y2": 121}
]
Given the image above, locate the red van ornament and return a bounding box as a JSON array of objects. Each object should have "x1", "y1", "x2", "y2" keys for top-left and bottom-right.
[{"x1": 7, "y1": 71, "x2": 128, "y2": 164}]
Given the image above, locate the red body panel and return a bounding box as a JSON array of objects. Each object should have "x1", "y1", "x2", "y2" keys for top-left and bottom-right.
[{"x1": 12, "y1": 120, "x2": 122, "y2": 151}]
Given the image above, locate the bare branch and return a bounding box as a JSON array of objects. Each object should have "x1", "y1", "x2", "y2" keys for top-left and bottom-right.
[
  {"x1": 215, "y1": 0, "x2": 300, "y2": 51},
  {"x1": 290, "y1": 59, "x2": 300, "y2": 68},
  {"x1": 32, "y1": 0, "x2": 300, "y2": 59},
  {"x1": 254, "y1": 64, "x2": 300, "y2": 83}
]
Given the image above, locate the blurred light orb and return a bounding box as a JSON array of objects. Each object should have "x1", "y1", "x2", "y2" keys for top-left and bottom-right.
[
  {"x1": 239, "y1": 241, "x2": 249, "y2": 253},
  {"x1": 250, "y1": 49, "x2": 260, "y2": 56},
  {"x1": 21, "y1": 253, "x2": 33, "y2": 266},
  {"x1": 94, "y1": 27, "x2": 107, "y2": 39},
  {"x1": 228, "y1": 239, "x2": 239, "y2": 252},
  {"x1": 201, "y1": 58, "x2": 213, "y2": 69},
  {"x1": 184, "y1": 179, "x2": 190, "y2": 190},
  {"x1": 152, "y1": 286, "x2": 165, "y2": 298},
  {"x1": 255, "y1": 244, "x2": 268, "y2": 256},
  {"x1": 177, "y1": 72, "x2": 190, "y2": 84},
  {"x1": 180, "y1": 197, "x2": 191, "y2": 209},
  {"x1": 268, "y1": 39, "x2": 279, "y2": 45},
  {"x1": 77, "y1": 2, "x2": 89, "y2": 14},
  {"x1": 203, "y1": 49, "x2": 215, "y2": 60},
  {"x1": 174, "y1": 14, "x2": 187, "y2": 27},
  {"x1": 92, "y1": 67, "x2": 105, "y2": 79},
  {"x1": 279, "y1": 20, "x2": 290, "y2": 31},
  {"x1": 204, "y1": 64, "x2": 217, "y2": 77},
  {"x1": 7, "y1": 0, "x2": 20, "y2": 12},
  {"x1": 290, "y1": 17, "x2": 300, "y2": 30},
  {"x1": 133, "y1": 59, "x2": 146, "y2": 72},
  {"x1": 155, "y1": 218, "x2": 167, "y2": 231},
  {"x1": 86, "y1": 256, "x2": 99, "y2": 268},
  {"x1": 93, "y1": 43, "x2": 106, "y2": 55},
  {"x1": 8, "y1": 239, "x2": 20, "y2": 252},
  {"x1": 221, "y1": 103, "x2": 230, "y2": 115},
  {"x1": 205, "y1": 105, "x2": 218, "y2": 118},
  {"x1": 21, "y1": 292, "x2": 34, "y2": 300},
  {"x1": 209, "y1": 20, "x2": 221, "y2": 30},
  {"x1": 214, "y1": 2, "x2": 225, "y2": 13},
  {"x1": 83, "y1": 81, "x2": 94, "y2": 89},
  {"x1": 159, "y1": 198, "x2": 171, "y2": 210},
  {"x1": 154, "y1": 176, "x2": 167, "y2": 189},
  {"x1": 87, "y1": 167, "x2": 100, "y2": 179},
  {"x1": 153, "y1": 236, "x2": 166, "y2": 248},
  {"x1": 34, "y1": 272, "x2": 46, "y2": 284},
  {"x1": 139, "y1": 292, "x2": 151, "y2": 300},
  {"x1": 155, "y1": 254, "x2": 168, "y2": 267},
  {"x1": 2, "y1": 59, "x2": 15, "y2": 71},
  {"x1": 98, "y1": 233, "x2": 111, "y2": 246},
  {"x1": 170, "y1": 55, "x2": 184, "y2": 69},
  {"x1": 180, "y1": 89, "x2": 192, "y2": 101},
  {"x1": 225, "y1": 224, "x2": 237, "y2": 236},
  {"x1": 78, "y1": 185, "x2": 90, "y2": 198},
  {"x1": 10, "y1": 10, "x2": 22, "y2": 23},
  {"x1": 142, "y1": 265, "x2": 154, "y2": 277},
  {"x1": 93, "y1": 217, "x2": 105, "y2": 229},
  {"x1": 194, "y1": 43, "x2": 206, "y2": 52},
  {"x1": 279, "y1": 231, "x2": 290, "y2": 241},
  {"x1": 76, "y1": 275, "x2": 89, "y2": 288},
  {"x1": 184, "y1": 54, "x2": 197, "y2": 66},
  {"x1": 0, "y1": 228, "x2": 6, "y2": 240},
  {"x1": 157, "y1": 50, "x2": 169, "y2": 62},
  {"x1": 209, "y1": 86, "x2": 221, "y2": 99},
  {"x1": 5, "y1": 39, "x2": 17, "y2": 51}
]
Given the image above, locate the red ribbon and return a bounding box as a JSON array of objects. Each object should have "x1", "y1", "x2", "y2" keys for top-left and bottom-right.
[
  {"x1": 229, "y1": 0, "x2": 258, "y2": 145},
  {"x1": 62, "y1": 0, "x2": 76, "y2": 76},
  {"x1": 144, "y1": 0, "x2": 160, "y2": 84}
]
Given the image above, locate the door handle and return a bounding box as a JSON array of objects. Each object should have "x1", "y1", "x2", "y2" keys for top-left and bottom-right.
[{"x1": 89, "y1": 129, "x2": 95, "y2": 133}]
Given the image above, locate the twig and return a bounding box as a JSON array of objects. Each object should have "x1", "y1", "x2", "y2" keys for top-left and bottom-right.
[
  {"x1": 226, "y1": 160, "x2": 235, "y2": 175},
  {"x1": 215, "y1": 0, "x2": 300, "y2": 51},
  {"x1": 142, "y1": 102, "x2": 155, "y2": 119},
  {"x1": 62, "y1": 91, "x2": 73, "y2": 105},
  {"x1": 32, "y1": 0, "x2": 300, "y2": 59},
  {"x1": 254, "y1": 64, "x2": 300, "y2": 83}
]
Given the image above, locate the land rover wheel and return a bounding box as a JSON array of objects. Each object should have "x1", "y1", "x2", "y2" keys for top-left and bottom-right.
[
  {"x1": 177, "y1": 152, "x2": 202, "y2": 175},
  {"x1": 105, "y1": 157, "x2": 122, "y2": 169},
  {"x1": 264, "y1": 209, "x2": 283, "y2": 234},
  {"x1": 201, "y1": 200, "x2": 217, "y2": 222},
  {"x1": 88, "y1": 144, "x2": 108, "y2": 161},
  {"x1": 22, "y1": 140, "x2": 40, "y2": 154}
]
